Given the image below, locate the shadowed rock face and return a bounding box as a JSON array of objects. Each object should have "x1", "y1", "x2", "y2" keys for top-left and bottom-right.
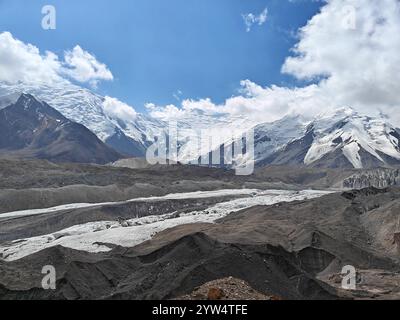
[
  {"x1": 0, "y1": 94, "x2": 122, "y2": 164},
  {"x1": 2, "y1": 187, "x2": 400, "y2": 300},
  {"x1": 105, "y1": 127, "x2": 147, "y2": 157}
]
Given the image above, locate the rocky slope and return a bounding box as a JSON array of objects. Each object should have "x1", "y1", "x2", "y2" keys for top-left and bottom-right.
[
  {"x1": 2, "y1": 157, "x2": 400, "y2": 215},
  {"x1": 0, "y1": 158, "x2": 290, "y2": 214},
  {"x1": 1, "y1": 187, "x2": 400, "y2": 300},
  {"x1": 0, "y1": 94, "x2": 122, "y2": 164}
]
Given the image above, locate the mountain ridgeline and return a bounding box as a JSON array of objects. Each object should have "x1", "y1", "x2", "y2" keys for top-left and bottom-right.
[
  {"x1": 1, "y1": 83, "x2": 400, "y2": 171},
  {"x1": 0, "y1": 94, "x2": 122, "y2": 164},
  {"x1": 223, "y1": 108, "x2": 400, "y2": 170}
]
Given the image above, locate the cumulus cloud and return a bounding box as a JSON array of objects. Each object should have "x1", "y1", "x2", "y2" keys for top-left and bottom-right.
[
  {"x1": 102, "y1": 96, "x2": 137, "y2": 121},
  {"x1": 242, "y1": 7, "x2": 268, "y2": 32},
  {"x1": 151, "y1": 0, "x2": 400, "y2": 127},
  {"x1": 0, "y1": 32, "x2": 136, "y2": 128},
  {"x1": 64, "y1": 46, "x2": 113, "y2": 88},
  {"x1": 0, "y1": 32, "x2": 113, "y2": 88},
  {"x1": 147, "y1": 80, "x2": 330, "y2": 127},
  {"x1": 282, "y1": 0, "x2": 400, "y2": 119},
  {"x1": 0, "y1": 32, "x2": 62, "y2": 84},
  {"x1": 2, "y1": 0, "x2": 400, "y2": 130}
]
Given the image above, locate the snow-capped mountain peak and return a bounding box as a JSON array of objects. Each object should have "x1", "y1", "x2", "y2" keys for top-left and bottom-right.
[
  {"x1": 225, "y1": 106, "x2": 400, "y2": 170},
  {"x1": 0, "y1": 81, "x2": 166, "y2": 157},
  {"x1": 304, "y1": 110, "x2": 400, "y2": 168}
]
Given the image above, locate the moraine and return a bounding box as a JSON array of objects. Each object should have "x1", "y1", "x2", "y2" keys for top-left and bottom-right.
[{"x1": 0, "y1": 189, "x2": 331, "y2": 261}]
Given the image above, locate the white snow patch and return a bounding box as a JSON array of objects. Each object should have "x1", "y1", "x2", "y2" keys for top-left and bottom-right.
[{"x1": 342, "y1": 142, "x2": 362, "y2": 169}]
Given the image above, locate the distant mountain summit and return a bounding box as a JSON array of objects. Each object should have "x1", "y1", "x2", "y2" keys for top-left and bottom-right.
[
  {"x1": 240, "y1": 107, "x2": 400, "y2": 169},
  {"x1": 303, "y1": 107, "x2": 400, "y2": 168},
  {"x1": 0, "y1": 82, "x2": 252, "y2": 159},
  {"x1": 0, "y1": 82, "x2": 165, "y2": 157},
  {"x1": 0, "y1": 94, "x2": 122, "y2": 164}
]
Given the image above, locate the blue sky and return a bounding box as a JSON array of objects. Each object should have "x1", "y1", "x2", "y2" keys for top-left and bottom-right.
[{"x1": 0, "y1": 0, "x2": 323, "y2": 112}]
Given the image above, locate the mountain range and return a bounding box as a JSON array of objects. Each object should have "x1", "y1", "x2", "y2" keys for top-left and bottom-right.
[
  {"x1": 1, "y1": 81, "x2": 400, "y2": 169},
  {"x1": 231, "y1": 107, "x2": 400, "y2": 169}
]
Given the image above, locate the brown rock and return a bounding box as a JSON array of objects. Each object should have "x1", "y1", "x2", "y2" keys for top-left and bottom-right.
[{"x1": 207, "y1": 288, "x2": 225, "y2": 300}]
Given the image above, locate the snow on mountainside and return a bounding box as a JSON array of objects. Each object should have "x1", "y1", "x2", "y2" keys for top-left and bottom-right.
[
  {"x1": 304, "y1": 107, "x2": 400, "y2": 168},
  {"x1": 171, "y1": 110, "x2": 253, "y2": 164},
  {"x1": 0, "y1": 81, "x2": 257, "y2": 162},
  {"x1": 1, "y1": 82, "x2": 400, "y2": 169},
  {"x1": 0, "y1": 82, "x2": 254, "y2": 161},
  {"x1": 0, "y1": 81, "x2": 165, "y2": 157},
  {"x1": 204, "y1": 114, "x2": 308, "y2": 169},
  {"x1": 252, "y1": 115, "x2": 309, "y2": 162},
  {"x1": 0, "y1": 93, "x2": 121, "y2": 164},
  {"x1": 246, "y1": 107, "x2": 400, "y2": 169}
]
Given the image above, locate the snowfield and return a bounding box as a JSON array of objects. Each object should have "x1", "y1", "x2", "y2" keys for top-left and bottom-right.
[{"x1": 0, "y1": 189, "x2": 331, "y2": 261}]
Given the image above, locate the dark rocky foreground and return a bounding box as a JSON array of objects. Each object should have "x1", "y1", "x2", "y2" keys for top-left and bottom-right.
[{"x1": 1, "y1": 187, "x2": 400, "y2": 300}]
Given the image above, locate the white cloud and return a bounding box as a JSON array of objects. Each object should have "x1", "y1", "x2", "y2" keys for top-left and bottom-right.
[
  {"x1": 0, "y1": 32, "x2": 113, "y2": 88},
  {"x1": 147, "y1": 80, "x2": 330, "y2": 127},
  {"x1": 0, "y1": 32, "x2": 63, "y2": 84},
  {"x1": 2, "y1": 0, "x2": 400, "y2": 130},
  {"x1": 282, "y1": 0, "x2": 400, "y2": 120},
  {"x1": 152, "y1": 0, "x2": 400, "y2": 127},
  {"x1": 103, "y1": 96, "x2": 137, "y2": 121},
  {"x1": 0, "y1": 32, "x2": 137, "y2": 129},
  {"x1": 64, "y1": 46, "x2": 113, "y2": 88},
  {"x1": 242, "y1": 7, "x2": 268, "y2": 32}
]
